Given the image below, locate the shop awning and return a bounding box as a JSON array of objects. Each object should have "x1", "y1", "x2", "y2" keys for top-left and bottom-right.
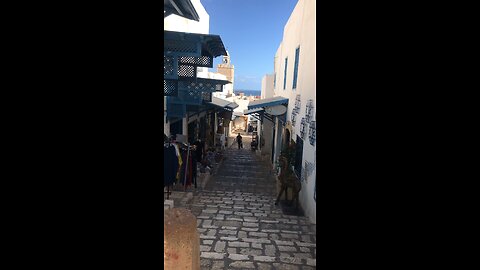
[
  {"x1": 247, "y1": 96, "x2": 289, "y2": 110},
  {"x1": 164, "y1": 31, "x2": 227, "y2": 58},
  {"x1": 206, "y1": 97, "x2": 238, "y2": 111},
  {"x1": 164, "y1": 0, "x2": 199, "y2": 21},
  {"x1": 243, "y1": 108, "x2": 264, "y2": 115}
]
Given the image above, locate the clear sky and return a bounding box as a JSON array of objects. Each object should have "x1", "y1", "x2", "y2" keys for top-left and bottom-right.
[{"x1": 201, "y1": 0, "x2": 298, "y2": 91}]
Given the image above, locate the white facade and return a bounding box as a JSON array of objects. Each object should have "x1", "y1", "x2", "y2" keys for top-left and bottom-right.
[
  {"x1": 164, "y1": 0, "x2": 209, "y2": 35},
  {"x1": 271, "y1": 0, "x2": 316, "y2": 223},
  {"x1": 261, "y1": 74, "x2": 275, "y2": 99}
]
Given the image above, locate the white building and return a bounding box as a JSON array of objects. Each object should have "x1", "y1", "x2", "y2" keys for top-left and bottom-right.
[
  {"x1": 258, "y1": 0, "x2": 316, "y2": 223},
  {"x1": 164, "y1": 0, "x2": 235, "y2": 147}
]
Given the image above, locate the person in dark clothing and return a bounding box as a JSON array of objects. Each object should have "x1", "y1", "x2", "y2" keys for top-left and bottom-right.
[
  {"x1": 193, "y1": 139, "x2": 204, "y2": 162},
  {"x1": 236, "y1": 133, "x2": 243, "y2": 149}
]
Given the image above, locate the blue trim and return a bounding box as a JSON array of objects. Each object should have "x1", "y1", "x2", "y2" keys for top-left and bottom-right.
[
  {"x1": 247, "y1": 97, "x2": 289, "y2": 110},
  {"x1": 293, "y1": 47, "x2": 300, "y2": 89}
]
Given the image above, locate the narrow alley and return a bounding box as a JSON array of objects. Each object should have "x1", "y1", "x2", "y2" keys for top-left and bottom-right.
[{"x1": 180, "y1": 135, "x2": 317, "y2": 270}]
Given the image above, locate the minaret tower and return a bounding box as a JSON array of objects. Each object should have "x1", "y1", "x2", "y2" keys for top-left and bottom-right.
[{"x1": 217, "y1": 51, "x2": 234, "y2": 96}]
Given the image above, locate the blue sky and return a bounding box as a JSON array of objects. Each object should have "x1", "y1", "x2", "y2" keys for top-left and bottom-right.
[{"x1": 201, "y1": 0, "x2": 298, "y2": 90}]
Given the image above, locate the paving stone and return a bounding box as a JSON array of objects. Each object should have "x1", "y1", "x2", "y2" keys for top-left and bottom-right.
[
  {"x1": 295, "y1": 242, "x2": 316, "y2": 247},
  {"x1": 243, "y1": 238, "x2": 272, "y2": 244},
  {"x1": 241, "y1": 227, "x2": 259, "y2": 232},
  {"x1": 279, "y1": 256, "x2": 303, "y2": 265},
  {"x1": 300, "y1": 234, "x2": 312, "y2": 242},
  {"x1": 299, "y1": 247, "x2": 311, "y2": 253},
  {"x1": 282, "y1": 230, "x2": 301, "y2": 234},
  {"x1": 200, "y1": 258, "x2": 211, "y2": 269},
  {"x1": 281, "y1": 233, "x2": 299, "y2": 240},
  {"x1": 219, "y1": 229, "x2": 237, "y2": 235},
  {"x1": 239, "y1": 248, "x2": 263, "y2": 256},
  {"x1": 203, "y1": 240, "x2": 213, "y2": 245},
  {"x1": 278, "y1": 245, "x2": 298, "y2": 252},
  {"x1": 214, "y1": 241, "x2": 225, "y2": 252},
  {"x1": 200, "y1": 252, "x2": 225, "y2": 259},
  {"x1": 275, "y1": 240, "x2": 295, "y2": 246},
  {"x1": 260, "y1": 219, "x2": 279, "y2": 223},
  {"x1": 211, "y1": 260, "x2": 225, "y2": 270},
  {"x1": 273, "y1": 263, "x2": 299, "y2": 270},
  {"x1": 229, "y1": 241, "x2": 250, "y2": 248},
  {"x1": 221, "y1": 226, "x2": 238, "y2": 230},
  {"x1": 306, "y1": 258, "x2": 316, "y2": 266},
  {"x1": 218, "y1": 210, "x2": 233, "y2": 214},
  {"x1": 225, "y1": 217, "x2": 243, "y2": 222},
  {"x1": 254, "y1": 255, "x2": 276, "y2": 262},
  {"x1": 200, "y1": 245, "x2": 211, "y2": 252},
  {"x1": 243, "y1": 222, "x2": 259, "y2": 227},
  {"x1": 220, "y1": 236, "x2": 238, "y2": 241},
  {"x1": 229, "y1": 261, "x2": 255, "y2": 269},
  {"x1": 249, "y1": 232, "x2": 268, "y2": 237},
  {"x1": 206, "y1": 229, "x2": 217, "y2": 236},
  {"x1": 228, "y1": 253, "x2": 249, "y2": 260},
  {"x1": 269, "y1": 233, "x2": 280, "y2": 240},
  {"x1": 262, "y1": 229, "x2": 280, "y2": 233},
  {"x1": 238, "y1": 231, "x2": 248, "y2": 238},
  {"x1": 200, "y1": 235, "x2": 216, "y2": 240},
  {"x1": 252, "y1": 243, "x2": 263, "y2": 249},
  {"x1": 227, "y1": 247, "x2": 237, "y2": 254},
  {"x1": 293, "y1": 253, "x2": 313, "y2": 259},
  {"x1": 256, "y1": 262, "x2": 273, "y2": 270}
]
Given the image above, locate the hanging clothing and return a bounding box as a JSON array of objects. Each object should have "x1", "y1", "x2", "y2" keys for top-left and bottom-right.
[
  {"x1": 163, "y1": 144, "x2": 179, "y2": 187},
  {"x1": 174, "y1": 143, "x2": 182, "y2": 181}
]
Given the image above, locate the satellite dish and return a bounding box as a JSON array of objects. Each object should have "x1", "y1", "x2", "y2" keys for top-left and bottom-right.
[{"x1": 265, "y1": 105, "x2": 287, "y2": 116}]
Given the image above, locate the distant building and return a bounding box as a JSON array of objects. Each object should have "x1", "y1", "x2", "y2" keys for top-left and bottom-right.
[{"x1": 261, "y1": 74, "x2": 275, "y2": 99}]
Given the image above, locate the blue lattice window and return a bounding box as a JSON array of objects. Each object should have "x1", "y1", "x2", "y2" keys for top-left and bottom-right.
[
  {"x1": 292, "y1": 47, "x2": 300, "y2": 89},
  {"x1": 308, "y1": 120, "x2": 316, "y2": 146}
]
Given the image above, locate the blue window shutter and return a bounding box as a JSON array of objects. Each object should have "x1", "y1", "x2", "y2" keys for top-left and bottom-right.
[
  {"x1": 293, "y1": 47, "x2": 300, "y2": 89},
  {"x1": 283, "y1": 58, "x2": 288, "y2": 90}
]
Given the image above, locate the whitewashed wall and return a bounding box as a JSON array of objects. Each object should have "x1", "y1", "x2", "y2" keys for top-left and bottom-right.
[{"x1": 272, "y1": 0, "x2": 316, "y2": 224}]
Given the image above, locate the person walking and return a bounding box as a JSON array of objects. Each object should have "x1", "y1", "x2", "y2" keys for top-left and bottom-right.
[{"x1": 236, "y1": 133, "x2": 243, "y2": 149}]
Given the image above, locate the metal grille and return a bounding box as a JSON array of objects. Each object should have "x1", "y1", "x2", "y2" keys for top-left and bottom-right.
[
  {"x1": 179, "y1": 81, "x2": 223, "y2": 92},
  {"x1": 178, "y1": 65, "x2": 196, "y2": 78},
  {"x1": 179, "y1": 55, "x2": 213, "y2": 67},
  {"x1": 164, "y1": 80, "x2": 178, "y2": 96},
  {"x1": 177, "y1": 89, "x2": 203, "y2": 105},
  {"x1": 308, "y1": 120, "x2": 316, "y2": 146},
  {"x1": 164, "y1": 40, "x2": 198, "y2": 54},
  {"x1": 300, "y1": 117, "x2": 306, "y2": 139},
  {"x1": 164, "y1": 56, "x2": 175, "y2": 77},
  {"x1": 202, "y1": 92, "x2": 212, "y2": 102},
  {"x1": 305, "y1": 99, "x2": 314, "y2": 124}
]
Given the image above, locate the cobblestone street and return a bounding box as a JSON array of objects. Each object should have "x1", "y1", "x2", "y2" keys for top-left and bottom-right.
[{"x1": 180, "y1": 137, "x2": 317, "y2": 270}]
